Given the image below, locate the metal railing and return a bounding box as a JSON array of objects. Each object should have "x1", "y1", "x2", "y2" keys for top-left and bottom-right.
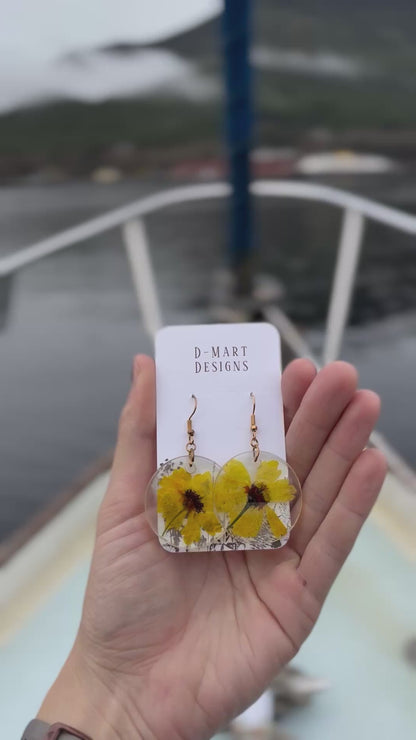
[
  {"x1": 1, "y1": 179, "x2": 416, "y2": 487},
  {"x1": 2, "y1": 179, "x2": 416, "y2": 360}
]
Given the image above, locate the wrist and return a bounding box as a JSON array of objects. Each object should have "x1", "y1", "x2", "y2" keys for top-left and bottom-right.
[{"x1": 37, "y1": 643, "x2": 146, "y2": 740}]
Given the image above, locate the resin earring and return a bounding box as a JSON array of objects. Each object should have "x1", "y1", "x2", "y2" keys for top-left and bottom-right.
[
  {"x1": 214, "y1": 392, "x2": 302, "y2": 551},
  {"x1": 145, "y1": 395, "x2": 224, "y2": 552}
]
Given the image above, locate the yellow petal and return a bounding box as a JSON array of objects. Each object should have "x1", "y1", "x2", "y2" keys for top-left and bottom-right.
[
  {"x1": 215, "y1": 460, "x2": 250, "y2": 516},
  {"x1": 199, "y1": 511, "x2": 223, "y2": 537},
  {"x1": 158, "y1": 467, "x2": 191, "y2": 497},
  {"x1": 191, "y1": 471, "x2": 213, "y2": 503},
  {"x1": 231, "y1": 507, "x2": 263, "y2": 538},
  {"x1": 267, "y1": 478, "x2": 296, "y2": 503},
  {"x1": 256, "y1": 460, "x2": 281, "y2": 486},
  {"x1": 223, "y1": 459, "x2": 251, "y2": 487},
  {"x1": 157, "y1": 468, "x2": 190, "y2": 526},
  {"x1": 266, "y1": 506, "x2": 288, "y2": 538},
  {"x1": 181, "y1": 514, "x2": 201, "y2": 545},
  {"x1": 157, "y1": 486, "x2": 184, "y2": 522}
]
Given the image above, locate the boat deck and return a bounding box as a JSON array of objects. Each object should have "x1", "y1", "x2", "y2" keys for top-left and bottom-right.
[{"x1": 1, "y1": 473, "x2": 415, "y2": 740}]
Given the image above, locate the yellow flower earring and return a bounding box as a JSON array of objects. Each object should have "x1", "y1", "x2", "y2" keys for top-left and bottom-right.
[
  {"x1": 145, "y1": 395, "x2": 224, "y2": 552},
  {"x1": 214, "y1": 393, "x2": 302, "y2": 551}
]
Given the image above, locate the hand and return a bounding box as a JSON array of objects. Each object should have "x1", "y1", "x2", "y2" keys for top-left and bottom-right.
[{"x1": 38, "y1": 356, "x2": 386, "y2": 740}]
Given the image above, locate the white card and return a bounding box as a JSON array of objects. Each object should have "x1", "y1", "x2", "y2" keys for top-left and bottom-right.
[
  {"x1": 150, "y1": 323, "x2": 295, "y2": 552},
  {"x1": 156, "y1": 322, "x2": 286, "y2": 467}
]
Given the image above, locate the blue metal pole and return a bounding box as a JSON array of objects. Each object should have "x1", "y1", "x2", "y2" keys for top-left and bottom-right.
[{"x1": 222, "y1": 0, "x2": 253, "y2": 290}]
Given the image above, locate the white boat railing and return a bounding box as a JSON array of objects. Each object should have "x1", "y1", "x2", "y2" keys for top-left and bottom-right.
[{"x1": 1, "y1": 179, "x2": 416, "y2": 488}]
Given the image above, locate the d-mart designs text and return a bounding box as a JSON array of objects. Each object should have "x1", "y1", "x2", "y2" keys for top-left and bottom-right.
[{"x1": 194, "y1": 345, "x2": 249, "y2": 373}]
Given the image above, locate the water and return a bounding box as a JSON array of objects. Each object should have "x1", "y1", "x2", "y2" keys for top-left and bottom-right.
[{"x1": 0, "y1": 175, "x2": 415, "y2": 544}]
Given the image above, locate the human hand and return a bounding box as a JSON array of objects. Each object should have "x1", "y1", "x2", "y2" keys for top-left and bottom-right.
[{"x1": 38, "y1": 355, "x2": 386, "y2": 739}]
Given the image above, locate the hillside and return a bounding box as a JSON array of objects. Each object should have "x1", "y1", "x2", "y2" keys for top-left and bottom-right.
[{"x1": 1, "y1": 0, "x2": 416, "y2": 178}]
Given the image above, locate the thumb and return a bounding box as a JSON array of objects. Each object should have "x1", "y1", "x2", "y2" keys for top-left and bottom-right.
[{"x1": 98, "y1": 355, "x2": 156, "y2": 532}]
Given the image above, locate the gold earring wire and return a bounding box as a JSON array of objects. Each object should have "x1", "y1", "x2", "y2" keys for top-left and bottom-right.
[
  {"x1": 250, "y1": 392, "x2": 260, "y2": 462},
  {"x1": 186, "y1": 394, "x2": 197, "y2": 466}
]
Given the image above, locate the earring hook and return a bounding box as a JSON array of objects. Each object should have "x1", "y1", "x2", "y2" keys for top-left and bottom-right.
[
  {"x1": 250, "y1": 392, "x2": 260, "y2": 462},
  {"x1": 188, "y1": 394, "x2": 197, "y2": 421},
  {"x1": 186, "y1": 394, "x2": 197, "y2": 466}
]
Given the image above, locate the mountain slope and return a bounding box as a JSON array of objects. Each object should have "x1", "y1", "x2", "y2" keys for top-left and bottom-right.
[{"x1": 1, "y1": 0, "x2": 416, "y2": 177}]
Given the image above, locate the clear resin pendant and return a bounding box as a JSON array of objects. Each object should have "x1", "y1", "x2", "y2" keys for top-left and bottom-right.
[
  {"x1": 213, "y1": 451, "x2": 302, "y2": 551},
  {"x1": 146, "y1": 455, "x2": 224, "y2": 552}
]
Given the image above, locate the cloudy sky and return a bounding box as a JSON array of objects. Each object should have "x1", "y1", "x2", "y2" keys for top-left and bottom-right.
[
  {"x1": 0, "y1": 0, "x2": 220, "y2": 63},
  {"x1": 0, "y1": 0, "x2": 221, "y2": 112}
]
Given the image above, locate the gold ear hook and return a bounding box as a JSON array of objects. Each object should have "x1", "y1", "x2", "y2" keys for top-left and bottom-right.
[
  {"x1": 250, "y1": 392, "x2": 260, "y2": 462},
  {"x1": 188, "y1": 394, "x2": 197, "y2": 421},
  {"x1": 186, "y1": 394, "x2": 197, "y2": 465}
]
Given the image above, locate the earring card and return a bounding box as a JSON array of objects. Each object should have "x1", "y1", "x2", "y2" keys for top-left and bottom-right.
[
  {"x1": 154, "y1": 322, "x2": 291, "y2": 552},
  {"x1": 156, "y1": 322, "x2": 285, "y2": 466}
]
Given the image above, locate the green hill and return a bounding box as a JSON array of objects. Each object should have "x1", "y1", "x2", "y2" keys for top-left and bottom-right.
[{"x1": 1, "y1": 0, "x2": 416, "y2": 178}]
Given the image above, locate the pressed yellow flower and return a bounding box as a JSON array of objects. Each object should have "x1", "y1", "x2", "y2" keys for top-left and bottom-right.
[
  {"x1": 215, "y1": 459, "x2": 295, "y2": 539},
  {"x1": 157, "y1": 467, "x2": 222, "y2": 545}
]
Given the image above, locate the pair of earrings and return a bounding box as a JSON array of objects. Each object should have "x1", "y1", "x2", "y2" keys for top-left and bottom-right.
[{"x1": 146, "y1": 394, "x2": 302, "y2": 553}]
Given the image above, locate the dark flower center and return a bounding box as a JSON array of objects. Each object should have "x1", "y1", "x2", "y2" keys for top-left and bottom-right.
[
  {"x1": 183, "y1": 488, "x2": 204, "y2": 514},
  {"x1": 245, "y1": 483, "x2": 268, "y2": 508}
]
